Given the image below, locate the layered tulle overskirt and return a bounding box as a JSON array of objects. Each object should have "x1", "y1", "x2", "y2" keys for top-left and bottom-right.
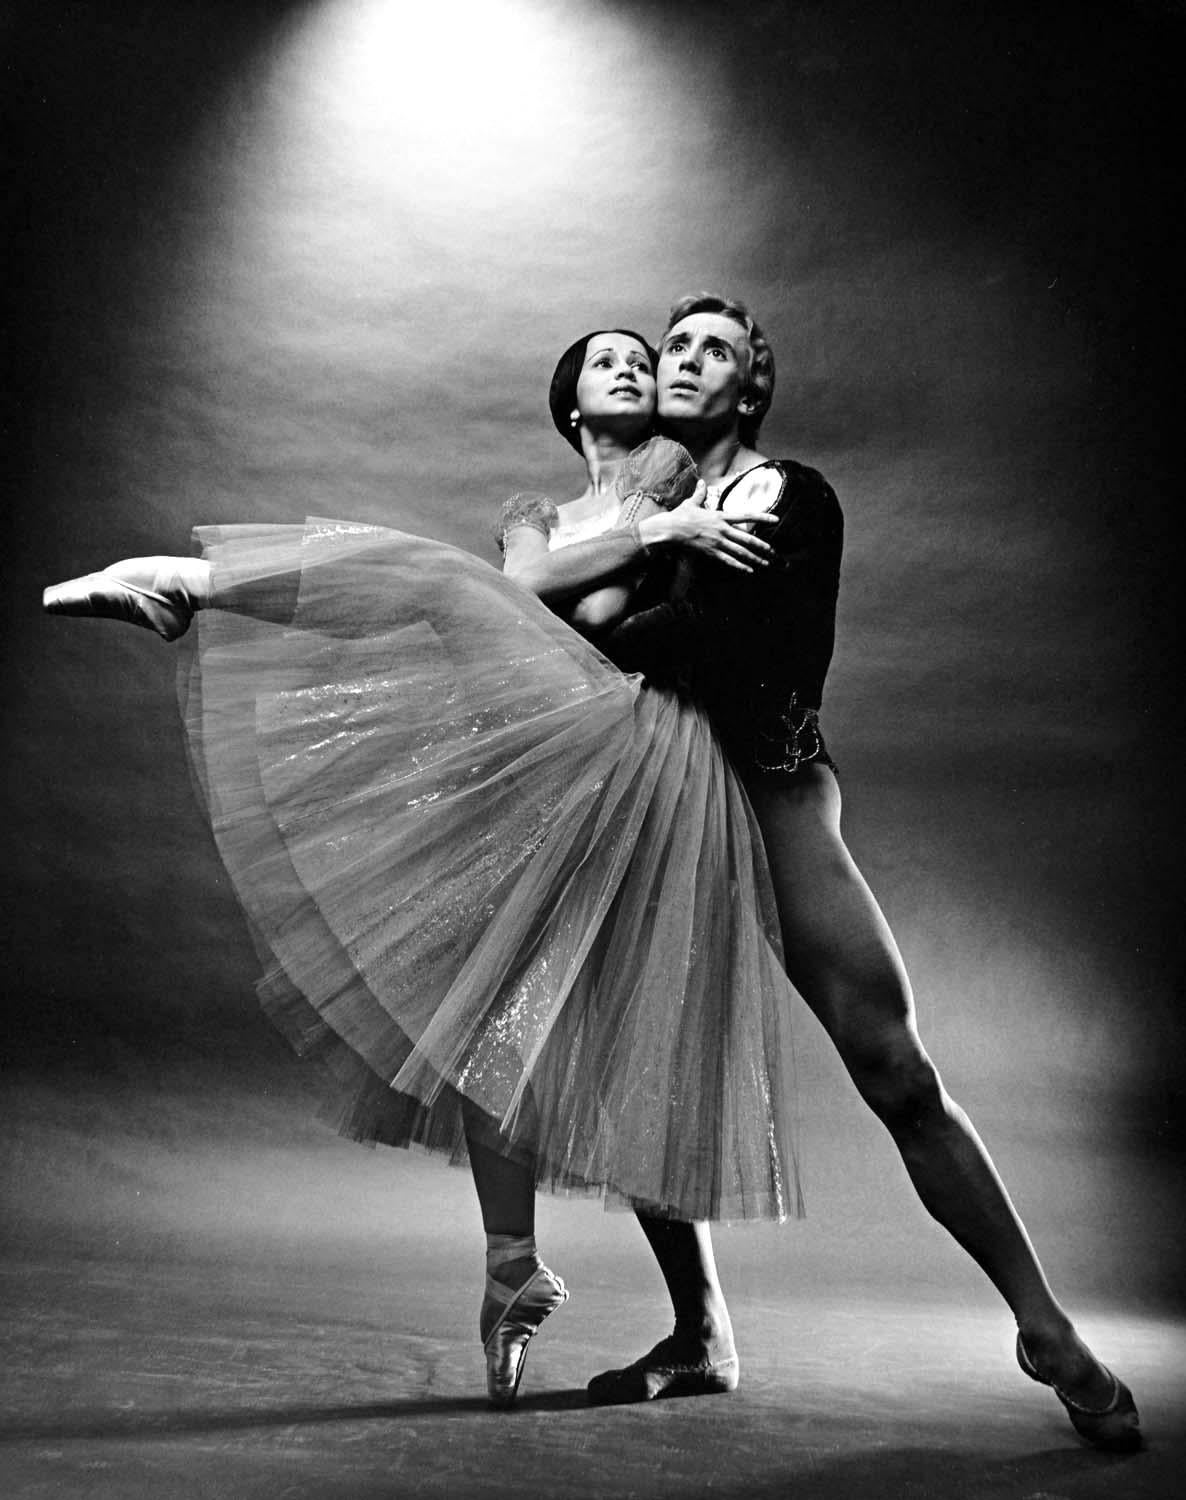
[{"x1": 179, "y1": 519, "x2": 801, "y2": 1221}]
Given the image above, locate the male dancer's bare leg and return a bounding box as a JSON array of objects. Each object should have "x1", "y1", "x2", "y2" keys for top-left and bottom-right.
[
  {"x1": 595, "y1": 765, "x2": 1137, "y2": 1443},
  {"x1": 745, "y1": 766, "x2": 1110, "y2": 1389}
]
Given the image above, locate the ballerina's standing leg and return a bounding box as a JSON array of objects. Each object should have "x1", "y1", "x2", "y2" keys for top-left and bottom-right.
[{"x1": 463, "y1": 1102, "x2": 568, "y2": 1407}]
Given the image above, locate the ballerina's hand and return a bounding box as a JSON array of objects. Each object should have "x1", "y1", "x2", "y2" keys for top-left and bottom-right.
[{"x1": 658, "y1": 480, "x2": 777, "y2": 573}]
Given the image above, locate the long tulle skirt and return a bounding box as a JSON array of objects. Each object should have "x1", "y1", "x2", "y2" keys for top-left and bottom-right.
[{"x1": 178, "y1": 519, "x2": 801, "y2": 1221}]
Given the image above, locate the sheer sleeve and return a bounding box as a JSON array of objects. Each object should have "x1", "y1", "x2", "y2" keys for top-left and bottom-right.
[
  {"x1": 495, "y1": 492, "x2": 560, "y2": 554},
  {"x1": 613, "y1": 437, "x2": 700, "y2": 512}
]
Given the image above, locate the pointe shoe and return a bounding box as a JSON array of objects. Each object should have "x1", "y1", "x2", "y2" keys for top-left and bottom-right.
[
  {"x1": 482, "y1": 1264, "x2": 568, "y2": 1409},
  {"x1": 1016, "y1": 1332, "x2": 1141, "y2": 1451},
  {"x1": 586, "y1": 1334, "x2": 740, "y2": 1406},
  {"x1": 43, "y1": 557, "x2": 210, "y2": 642}
]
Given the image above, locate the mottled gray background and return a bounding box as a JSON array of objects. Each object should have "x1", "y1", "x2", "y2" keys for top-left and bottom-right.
[{"x1": 3, "y1": 0, "x2": 1181, "y2": 1309}]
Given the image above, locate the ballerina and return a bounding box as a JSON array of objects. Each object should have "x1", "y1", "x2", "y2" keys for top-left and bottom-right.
[{"x1": 43, "y1": 325, "x2": 787, "y2": 1409}]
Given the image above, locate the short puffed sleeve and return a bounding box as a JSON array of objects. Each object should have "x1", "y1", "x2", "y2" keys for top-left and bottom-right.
[
  {"x1": 495, "y1": 492, "x2": 560, "y2": 554},
  {"x1": 613, "y1": 437, "x2": 700, "y2": 511}
]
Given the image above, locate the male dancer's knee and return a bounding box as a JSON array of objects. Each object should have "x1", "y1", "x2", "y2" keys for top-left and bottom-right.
[
  {"x1": 858, "y1": 1050, "x2": 946, "y2": 1136},
  {"x1": 831, "y1": 1011, "x2": 945, "y2": 1136}
]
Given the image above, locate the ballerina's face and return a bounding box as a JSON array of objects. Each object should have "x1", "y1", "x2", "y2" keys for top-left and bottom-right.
[{"x1": 575, "y1": 333, "x2": 657, "y2": 436}]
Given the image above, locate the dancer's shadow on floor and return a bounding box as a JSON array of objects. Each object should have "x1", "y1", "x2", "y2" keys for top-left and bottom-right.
[{"x1": 0, "y1": 1387, "x2": 591, "y2": 1444}]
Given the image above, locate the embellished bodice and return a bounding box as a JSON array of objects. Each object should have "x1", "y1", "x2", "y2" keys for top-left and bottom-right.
[
  {"x1": 549, "y1": 505, "x2": 619, "y2": 551},
  {"x1": 495, "y1": 437, "x2": 699, "y2": 555}
]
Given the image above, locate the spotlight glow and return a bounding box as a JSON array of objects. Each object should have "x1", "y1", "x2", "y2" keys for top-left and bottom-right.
[
  {"x1": 342, "y1": 0, "x2": 571, "y2": 130},
  {"x1": 174, "y1": 0, "x2": 736, "y2": 475},
  {"x1": 272, "y1": 0, "x2": 596, "y2": 216}
]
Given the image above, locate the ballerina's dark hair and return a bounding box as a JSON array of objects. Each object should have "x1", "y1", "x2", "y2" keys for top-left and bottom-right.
[{"x1": 548, "y1": 328, "x2": 659, "y2": 453}]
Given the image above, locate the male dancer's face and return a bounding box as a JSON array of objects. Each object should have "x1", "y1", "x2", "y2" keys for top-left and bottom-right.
[{"x1": 656, "y1": 311, "x2": 751, "y2": 438}]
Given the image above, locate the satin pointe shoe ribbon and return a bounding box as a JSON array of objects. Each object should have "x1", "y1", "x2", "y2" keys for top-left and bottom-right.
[{"x1": 483, "y1": 1265, "x2": 569, "y2": 1409}]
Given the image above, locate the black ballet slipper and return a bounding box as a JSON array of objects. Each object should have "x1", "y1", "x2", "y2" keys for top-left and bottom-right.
[
  {"x1": 1016, "y1": 1332, "x2": 1141, "y2": 1451},
  {"x1": 586, "y1": 1335, "x2": 739, "y2": 1406}
]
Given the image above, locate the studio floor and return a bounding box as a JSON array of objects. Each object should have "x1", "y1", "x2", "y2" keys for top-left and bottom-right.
[{"x1": 2, "y1": 1181, "x2": 1183, "y2": 1500}]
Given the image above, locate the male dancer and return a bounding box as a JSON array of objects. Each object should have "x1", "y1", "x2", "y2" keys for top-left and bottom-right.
[{"x1": 589, "y1": 293, "x2": 1139, "y2": 1450}]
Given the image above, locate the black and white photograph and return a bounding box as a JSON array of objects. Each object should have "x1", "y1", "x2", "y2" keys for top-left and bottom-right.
[{"x1": 3, "y1": 2, "x2": 1183, "y2": 1496}]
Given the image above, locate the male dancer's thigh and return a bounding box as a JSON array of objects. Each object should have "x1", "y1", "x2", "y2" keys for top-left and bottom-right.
[{"x1": 744, "y1": 764, "x2": 920, "y2": 1061}]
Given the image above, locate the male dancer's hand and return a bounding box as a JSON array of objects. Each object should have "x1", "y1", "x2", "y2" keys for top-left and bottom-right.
[{"x1": 643, "y1": 480, "x2": 777, "y2": 573}]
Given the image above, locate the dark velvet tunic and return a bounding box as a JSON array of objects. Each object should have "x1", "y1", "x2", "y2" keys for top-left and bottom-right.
[{"x1": 603, "y1": 458, "x2": 843, "y2": 777}]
